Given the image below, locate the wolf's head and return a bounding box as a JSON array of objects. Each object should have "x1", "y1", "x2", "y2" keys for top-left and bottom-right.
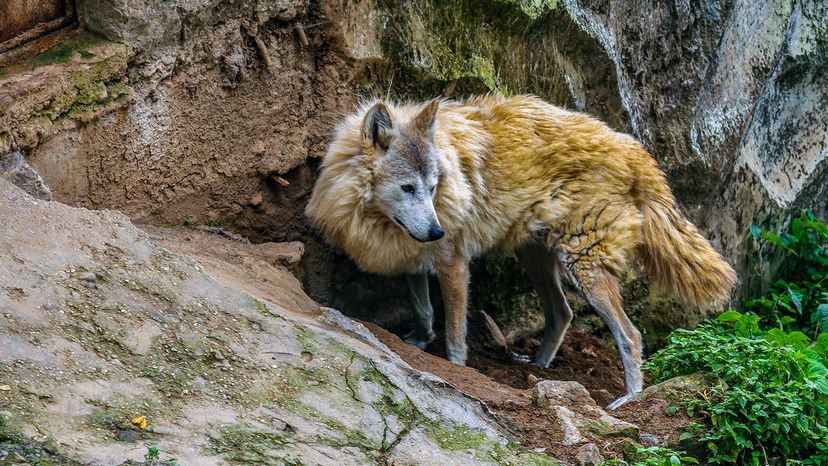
[{"x1": 362, "y1": 100, "x2": 445, "y2": 243}]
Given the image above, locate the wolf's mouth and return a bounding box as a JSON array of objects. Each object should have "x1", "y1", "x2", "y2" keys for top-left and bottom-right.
[{"x1": 393, "y1": 216, "x2": 429, "y2": 243}]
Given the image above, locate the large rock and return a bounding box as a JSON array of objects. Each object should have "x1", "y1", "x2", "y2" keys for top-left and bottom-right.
[{"x1": 0, "y1": 178, "x2": 554, "y2": 464}]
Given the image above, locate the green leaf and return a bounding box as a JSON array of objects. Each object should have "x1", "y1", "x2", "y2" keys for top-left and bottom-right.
[
  {"x1": 717, "y1": 310, "x2": 743, "y2": 324},
  {"x1": 788, "y1": 286, "x2": 804, "y2": 314},
  {"x1": 792, "y1": 217, "x2": 803, "y2": 238},
  {"x1": 817, "y1": 304, "x2": 828, "y2": 333}
]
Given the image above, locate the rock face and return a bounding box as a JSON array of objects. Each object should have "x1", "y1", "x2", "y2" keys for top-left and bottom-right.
[
  {"x1": 559, "y1": 0, "x2": 828, "y2": 292},
  {"x1": 0, "y1": 177, "x2": 558, "y2": 464},
  {"x1": 1, "y1": 0, "x2": 825, "y2": 352}
]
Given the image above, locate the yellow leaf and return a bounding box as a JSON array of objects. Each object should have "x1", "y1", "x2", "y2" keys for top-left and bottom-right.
[{"x1": 131, "y1": 416, "x2": 147, "y2": 430}]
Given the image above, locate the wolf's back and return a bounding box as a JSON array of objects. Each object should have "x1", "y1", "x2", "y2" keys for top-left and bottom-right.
[{"x1": 633, "y1": 157, "x2": 737, "y2": 308}]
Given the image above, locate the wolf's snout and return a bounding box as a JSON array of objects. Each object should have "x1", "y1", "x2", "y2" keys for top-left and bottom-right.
[{"x1": 427, "y1": 224, "x2": 445, "y2": 241}]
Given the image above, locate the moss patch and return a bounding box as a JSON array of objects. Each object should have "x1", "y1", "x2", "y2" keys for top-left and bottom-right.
[
  {"x1": 210, "y1": 423, "x2": 302, "y2": 465},
  {"x1": 26, "y1": 32, "x2": 106, "y2": 68},
  {"x1": 427, "y1": 423, "x2": 558, "y2": 465}
]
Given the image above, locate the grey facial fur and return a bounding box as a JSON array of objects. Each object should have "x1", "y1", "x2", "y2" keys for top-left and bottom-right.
[
  {"x1": 373, "y1": 135, "x2": 442, "y2": 242},
  {"x1": 363, "y1": 101, "x2": 445, "y2": 243}
]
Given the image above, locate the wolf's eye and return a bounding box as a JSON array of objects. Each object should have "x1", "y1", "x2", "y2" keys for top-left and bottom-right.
[
  {"x1": 401, "y1": 184, "x2": 415, "y2": 193},
  {"x1": 429, "y1": 185, "x2": 437, "y2": 194}
]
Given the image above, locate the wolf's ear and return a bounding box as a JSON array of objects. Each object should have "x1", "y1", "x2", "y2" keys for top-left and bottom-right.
[
  {"x1": 412, "y1": 99, "x2": 440, "y2": 139},
  {"x1": 361, "y1": 102, "x2": 393, "y2": 151}
]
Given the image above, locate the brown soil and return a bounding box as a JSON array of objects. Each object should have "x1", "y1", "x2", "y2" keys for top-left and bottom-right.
[
  {"x1": 365, "y1": 322, "x2": 634, "y2": 461},
  {"x1": 468, "y1": 329, "x2": 627, "y2": 396}
]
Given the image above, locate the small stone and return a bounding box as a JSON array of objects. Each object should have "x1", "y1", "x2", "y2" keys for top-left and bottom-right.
[
  {"x1": 574, "y1": 443, "x2": 604, "y2": 466},
  {"x1": 534, "y1": 380, "x2": 594, "y2": 408},
  {"x1": 640, "y1": 432, "x2": 662, "y2": 446},
  {"x1": 471, "y1": 310, "x2": 508, "y2": 351},
  {"x1": 550, "y1": 405, "x2": 585, "y2": 446},
  {"x1": 276, "y1": 6, "x2": 297, "y2": 21},
  {"x1": 41, "y1": 437, "x2": 60, "y2": 455},
  {"x1": 96, "y1": 86, "x2": 109, "y2": 103},
  {"x1": 583, "y1": 415, "x2": 640, "y2": 440},
  {"x1": 117, "y1": 430, "x2": 138, "y2": 442},
  {"x1": 527, "y1": 374, "x2": 540, "y2": 385},
  {"x1": 589, "y1": 389, "x2": 614, "y2": 407},
  {"x1": 78, "y1": 272, "x2": 97, "y2": 282},
  {"x1": 248, "y1": 192, "x2": 263, "y2": 207},
  {"x1": 71, "y1": 291, "x2": 81, "y2": 299}
]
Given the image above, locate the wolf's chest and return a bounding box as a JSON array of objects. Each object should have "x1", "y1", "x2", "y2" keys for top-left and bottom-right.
[{"x1": 345, "y1": 229, "x2": 436, "y2": 275}]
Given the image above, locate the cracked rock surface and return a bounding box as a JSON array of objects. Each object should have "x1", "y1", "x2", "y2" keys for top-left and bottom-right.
[{"x1": 0, "y1": 178, "x2": 552, "y2": 465}]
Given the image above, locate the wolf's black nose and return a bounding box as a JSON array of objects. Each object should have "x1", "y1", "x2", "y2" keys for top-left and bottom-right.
[{"x1": 428, "y1": 225, "x2": 445, "y2": 241}]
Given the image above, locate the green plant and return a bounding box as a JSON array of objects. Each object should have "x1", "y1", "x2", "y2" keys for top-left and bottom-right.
[
  {"x1": 645, "y1": 311, "x2": 828, "y2": 464},
  {"x1": 602, "y1": 446, "x2": 698, "y2": 465},
  {"x1": 746, "y1": 211, "x2": 828, "y2": 337}
]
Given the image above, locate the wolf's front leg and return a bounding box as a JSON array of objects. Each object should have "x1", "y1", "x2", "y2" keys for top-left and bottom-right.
[
  {"x1": 403, "y1": 273, "x2": 436, "y2": 350},
  {"x1": 437, "y1": 256, "x2": 469, "y2": 364}
]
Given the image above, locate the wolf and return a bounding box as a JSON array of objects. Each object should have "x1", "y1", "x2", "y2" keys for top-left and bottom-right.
[{"x1": 306, "y1": 94, "x2": 736, "y2": 408}]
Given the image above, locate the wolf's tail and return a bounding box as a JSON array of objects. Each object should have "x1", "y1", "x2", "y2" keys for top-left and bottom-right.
[{"x1": 634, "y1": 162, "x2": 737, "y2": 308}]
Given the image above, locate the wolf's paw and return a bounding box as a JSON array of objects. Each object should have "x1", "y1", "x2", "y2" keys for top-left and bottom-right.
[
  {"x1": 606, "y1": 393, "x2": 637, "y2": 410},
  {"x1": 509, "y1": 352, "x2": 532, "y2": 364},
  {"x1": 403, "y1": 330, "x2": 434, "y2": 350},
  {"x1": 446, "y1": 345, "x2": 468, "y2": 365}
]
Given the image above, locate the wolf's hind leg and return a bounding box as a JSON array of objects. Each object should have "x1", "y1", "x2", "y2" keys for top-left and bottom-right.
[
  {"x1": 404, "y1": 273, "x2": 436, "y2": 350},
  {"x1": 516, "y1": 241, "x2": 573, "y2": 368},
  {"x1": 572, "y1": 265, "x2": 643, "y2": 410}
]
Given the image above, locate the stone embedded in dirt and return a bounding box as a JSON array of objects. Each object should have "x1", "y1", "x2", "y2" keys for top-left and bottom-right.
[
  {"x1": 633, "y1": 371, "x2": 725, "y2": 403},
  {"x1": 527, "y1": 373, "x2": 540, "y2": 385},
  {"x1": 247, "y1": 192, "x2": 263, "y2": 207},
  {"x1": 549, "y1": 405, "x2": 587, "y2": 446},
  {"x1": 589, "y1": 389, "x2": 614, "y2": 407},
  {"x1": 533, "y1": 380, "x2": 596, "y2": 409},
  {"x1": 533, "y1": 378, "x2": 642, "y2": 450},
  {"x1": 582, "y1": 415, "x2": 640, "y2": 440},
  {"x1": 574, "y1": 443, "x2": 604, "y2": 466},
  {"x1": 78, "y1": 272, "x2": 97, "y2": 282},
  {"x1": 469, "y1": 309, "x2": 509, "y2": 351},
  {"x1": 255, "y1": 241, "x2": 304, "y2": 268}
]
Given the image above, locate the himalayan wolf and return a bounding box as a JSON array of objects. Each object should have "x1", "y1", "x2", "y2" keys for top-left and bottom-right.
[{"x1": 306, "y1": 94, "x2": 736, "y2": 408}]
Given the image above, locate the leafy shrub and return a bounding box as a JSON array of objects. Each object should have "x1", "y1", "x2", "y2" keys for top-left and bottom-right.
[
  {"x1": 602, "y1": 446, "x2": 698, "y2": 465},
  {"x1": 645, "y1": 311, "x2": 828, "y2": 464},
  {"x1": 746, "y1": 210, "x2": 828, "y2": 337}
]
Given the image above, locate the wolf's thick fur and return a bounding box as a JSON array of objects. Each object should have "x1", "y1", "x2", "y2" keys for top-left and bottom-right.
[{"x1": 306, "y1": 94, "x2": 736, "y2": 408}]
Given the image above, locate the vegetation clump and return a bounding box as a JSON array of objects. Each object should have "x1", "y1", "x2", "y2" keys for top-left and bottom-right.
[{"x1": 645, "y1": 211, "x2": 828, "y2": 464}]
